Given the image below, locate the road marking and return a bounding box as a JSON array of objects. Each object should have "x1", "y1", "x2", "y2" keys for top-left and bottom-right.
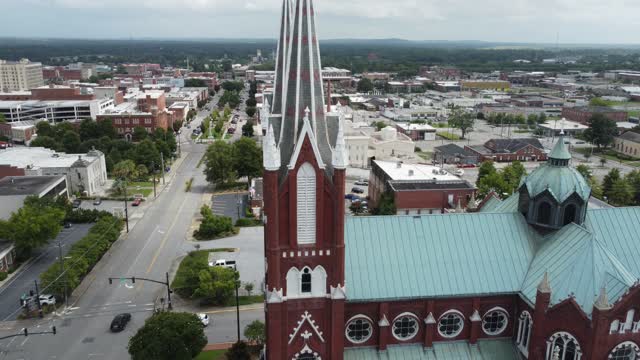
[
  {"x1": 145, "y1": 197, "x2": 189, "y2": 274},
  {"x1": 204, "y1": 306, "x2": 263, "y2": 315},
  {"x1": 19, "y1": 337, "x2": 29, "y2": 347}
]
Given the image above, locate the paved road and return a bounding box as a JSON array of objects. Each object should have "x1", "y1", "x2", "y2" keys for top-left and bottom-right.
[
  {"x1": 0, "y1": 100, "x2": 220, "y2": 360},
  {"x1": 0, "y1": 224, "x2": 92, "y2": 321}
]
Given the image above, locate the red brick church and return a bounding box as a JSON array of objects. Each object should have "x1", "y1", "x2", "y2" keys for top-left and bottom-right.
[{"x1": 262, "y1": 1, "x2": 640, "y2": 359}]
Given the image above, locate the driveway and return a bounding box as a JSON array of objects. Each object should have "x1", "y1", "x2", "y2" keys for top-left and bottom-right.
[
  {"x1": 0, "y1": 224, "x2": 92, "y2": 320},
  {"x1": 211, "y1": 193, "x2": 248, "y2": 224}
]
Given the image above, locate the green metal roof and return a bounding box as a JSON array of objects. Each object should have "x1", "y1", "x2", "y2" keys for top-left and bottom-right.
[
  {"x1": 479, "y1": 196, "x2": 502, "y2": 213},
  {"x1": 520, "y1": 223, "x2": 636, "y2": 316},
  {"x1": 521, "y1": 163, "x2": 591, "y2": 202},
  {"x1": 549, "y1": 136, "x2": 572, "y2": 160},
  {"x1": 345, "y1": 213, "x2": 537, "y2": 302},
  {"x1": 480, "y1": 193, "x2": 519, "y2": 213},
  {"x1": 344, "y1": 340, "x2": 518, "y2": 360}
]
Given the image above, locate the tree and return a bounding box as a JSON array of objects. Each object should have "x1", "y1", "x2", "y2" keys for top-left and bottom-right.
[
  {"x1": 477, "y1": 161, "x2": 497, "y2": 184},
  {"x1": 537, "y1": 113, "x2": 547, "y2": 124},
  {"x1": 225, "y1": 341, "x2": 251, "y2": 360},
  {"x1": 603, "y1": 168, "x2": 621, "y2": 199},
  {"x1": 0, "y1": 114, "x2": 6, "y2": 123},
  {"x1": 357, "y1": 78, "x2": 374, "y2": 93},
  {"x1": 35, "y1": 121, "x2": 55, "y2": 138},
  {"x1": 583, "y1": 114, "x2": 617, "y2": 150},
  {"x1": 242, "y1": 120, "x2": 255, "y2": 137},
  {"x1": 609, "y1": 179, "x2": 633, "y2": 206},
  {"x1": 244, "y1": 320, "x2": 265, "y2": 346},
  {"x1": 373, "y1": 121, "x2": 386, "y2": 131},
  {"x1": 448, "y1": 108, "x2": 475, "y2": 139},
  {"x1": 245, "y1": 98, "x2": 257, "y2": 107},
  {"x1": 204, "y1": 140, "x2": 236, "y2": 186},
  {"x1": 477, "y1": 171, "x2": 510, "y2": 199},
  {"x1": 193, "y1": 267, "x2": 239, "y2": 305},
  {"x1": 600, "y1": 157, "x2": 608, "y2": 167},
  {"x1": 184, "y1": 78, "x2": 207, "y2": 88},
  {"x1": 79, "y1": 119, "x2": 101, "y2": 140},
  {"x1": 527, "y1": 114, "x2": 539, "y2": 127},
  {"x1": 133, "y1": 126, "x2": 148, "y2": 142},
  {"x1": 589, "y1": 97, "x2": 611, "y2": 107},
  {"x1": 97, "y1": 118, "x2": 117, "y2": 139},
  {"x1": 128, "y1": 312, "x2": 207, "y2": 360},
  {"x1": 575, "y1": 165, "x2": 592, "y2": 181},
  {"x1": 373, "y1": 192, "x2": 396, "y2": 215},
  {"x1": 233, "y1": 138, "x2": 262, "y2": 182},
  {"x1": 243, "y1": 282, "x2": 254, "y2": 296},
  {"x1": 30, "y1": 135, "x2": 60, "y2": 151},
  {"x1": 245, "y1": 106, "x2": 257, "y2": 118},
  {"x1": 625, "y1": 170, "x2": 640, "y2": 205},
  {"x1": 502, "y1": 161, "x2": 526, "y2": 192},
  {"x1": 113, "y1": 160, "x2": 138, "y2": 180},
  {"x1": 3, "y1": 196, "x2": 65, "y2": 259},
  {"x1": 62, "y1": 130, "x2": 81, "y2": 153},
  {"x1": 349, "y1": 201, "x2": 366, "y2": 215},
  {"x1": 129, "y1": 139, "x2": 161, "y2": 171}
]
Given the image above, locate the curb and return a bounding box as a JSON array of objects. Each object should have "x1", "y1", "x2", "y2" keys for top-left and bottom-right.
[{"x1": 203, "y1": 342, "x2": 234, "y2": 351}]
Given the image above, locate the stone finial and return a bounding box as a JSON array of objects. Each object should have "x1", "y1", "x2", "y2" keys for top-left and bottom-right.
[
  {"x1": 467, "y1": 192, "x2": 478, "y2": 210},
  {"x1": 424, "y1": 312, "x2": 436, "y2": 325},
  {"x1": 378, "y1": 314, "x2": 390, "y2": 327},
  {"x1": 266, "y1": 288, "x2": 284, "y2": 304},
  {"x1": 470, "y1": 310, "x2": 481, "y2": 322},
  {"x1": 332, "y1": 115, "x2": 348, "y2": 169},
  {"x1": 263, "y1": 124, "x2": 281, "y2": 171},
  {"x1": 330, "y1": 284, "x2": 346, "y2": 300},
  {"x1": 538, "y1": 272, "x2": 551, "y2": 294},
  {"x1": 594, "y1": 286, "x2": 612, "y2": 310}
]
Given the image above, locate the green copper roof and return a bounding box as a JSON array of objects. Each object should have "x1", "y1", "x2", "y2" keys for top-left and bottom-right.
[
  {"x1": 344, "y1": 340, "x2": 518, "y2": 360},
  {"x1": 345, "y1": 213, "x2": 537, "y2": 302},
  {"x1": 549, "y1": 136, "x2": 572, "y2": 160},
  {"x1": 521, "y1": 164, "x2": 591, "y2": 202},
  {"x1": 520, "y1": 223, "x2": 636, "y2": 315},
  {"x1": 480, "y1": 193, "x2": 519, "y2": 213}
]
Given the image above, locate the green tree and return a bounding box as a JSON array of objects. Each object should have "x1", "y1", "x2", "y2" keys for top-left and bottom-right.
[
  {"x1": 193, "y1": 267, "x2": 239, "y2": 305},
  {"x1": 62, "y1": 130, "x2": 81, "y2": 153},
  {"x1": 357, "y1": 78, "x2": 374, "y2": 93},
  {"x1": 204, "y1": 140, "x2": 236, "y2": 186},
  {"x1": 537, "y1": 113, "x2": 547, "y2": 124},
  {"x1": 244, "y1": 320, "x2": 265, "y2": 347},
  {"x1": 225, "y1": 341, "x2": 251, "y2": 360},
  {"x1": 30, "y1": 136, "x2": 60, "y2": 151},
  {"x1": 79, "y1": 119, "x2": 100, "y2": 140},
  {"x1": 583, "y1": 114, "x2": 618, "y2": 150},
  {"x1": 448, "y1": 108, "x2": 475, "y2": 139},
  {"x1": 575, "y1": 165, "x2": 592, "y2": 181},
  {"x1": 502, "y1": 161, "x2": 527, "y2": 192},
  {"x1": 243, "y1": 282, "x2": 254, "y2": 296},
  {"x1": 527, "y1": 114, "x2": 539, "y2": 127},
  {"x1": 133, "y1": 126, "x2": 148, "y2": 142},
  {"x1": 242, "y1": 120, "x2": 255, "y2": 137},
  {"x1": 477, "y1": 171, "x2": 510, "y2": 199},
  {"x1": 233, "y1": 138, "x2": 262, "y2": 182},
  {"x1": 602, "y1": 168, "x2": 621, "y2": 199},
  {"x1": 3, "y1": 197, "x2": 65, "y2": 259},
  {"x1": 477, "y1": 161, "x2": 497, "y2": 184},
  {"x1": 96, "y1": 118, "x2": 117, "y2": 139},
  {"x1": 245, "y1": 98, "x2": 257, "y2": 107},
  {"x1": 112, "y1": 160, "x2": 138, "y2": 180},
  {"x1": 128, "y1": 312, "x2": 207, "y2": 360},
  {"x1": 35, "y1": 121, "x2": 55, "y2": 138},
  {"x1": 0, "y1": 114, "x2": 6, "y2": 123},
  {"x1": 589, "y1": 97, "x2": 611, "y2": 107},
  {"x1": 625, "y1": 170, "x2": 640, "y2": 204},
  {"x1": 609, "y1": 179, "x2": 633, "y2": 206},
  {"x1": 129, "y1": 139, "x2": 161, "y2": 171},
  {"x1": 374, "y1": 192, "x2": 396, "y2": 215},
  {"x1": 245, "y1": 106, "x2": 257, "y2": 118}
]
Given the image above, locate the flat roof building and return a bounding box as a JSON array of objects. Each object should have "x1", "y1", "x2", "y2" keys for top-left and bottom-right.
[
  {"x1": 0, "y1": 175, "x2": 68, "y2": 220},
  {"x1": 0, "y1": 59, "x2": 44, "y2": 92}
]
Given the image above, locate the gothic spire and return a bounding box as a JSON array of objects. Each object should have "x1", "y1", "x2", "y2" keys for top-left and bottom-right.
[{"x1": 271, "y1": 0, "x2": 292, "y2": 115}]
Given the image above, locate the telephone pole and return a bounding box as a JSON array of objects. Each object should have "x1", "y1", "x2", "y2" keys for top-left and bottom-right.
[
  {"x1": 160, "y1": 153, "x2": 166, "y2": 185},
  {"x1": 58, "y1": 243, "x2": 68, "y2": 309}
]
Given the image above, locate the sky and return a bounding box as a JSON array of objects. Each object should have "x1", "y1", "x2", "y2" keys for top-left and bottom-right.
[{"x1": 3, "y1": 0, "x2": 640, "y2": 44}]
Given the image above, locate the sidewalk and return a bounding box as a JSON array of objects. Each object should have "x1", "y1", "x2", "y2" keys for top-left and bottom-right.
[{"x1": 203, "y1": 343, "x2": 234, "y2": 351}]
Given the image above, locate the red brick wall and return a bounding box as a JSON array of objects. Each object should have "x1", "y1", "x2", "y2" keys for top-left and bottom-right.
[
  {"x1": 394, "y1": 188, "x2": 475, "y2": 212},
  {"x1": 0, "y1": 165, "x2": 25, "y2": 179},
  {"x1": 30, "y1": 87, "x2": 95, "y2": 100},
  {"x1": 562, "y1": 107, "x2": 629, "y2": 124}
]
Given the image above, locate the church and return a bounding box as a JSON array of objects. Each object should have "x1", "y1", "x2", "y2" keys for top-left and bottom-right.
[{"x1": 262, "y1": 0, "x2": 640, "y2": 359}]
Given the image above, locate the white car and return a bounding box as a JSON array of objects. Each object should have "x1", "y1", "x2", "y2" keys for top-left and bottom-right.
[
  {"x1": 454, "y1": 169, "x2": 465, "y2": 177},
  {"x1": 39, "y1": 295, "x2": 56, "y2": 306},
  {"x1": 198, "y1": 313, "x2": 210, "y2": 326}
]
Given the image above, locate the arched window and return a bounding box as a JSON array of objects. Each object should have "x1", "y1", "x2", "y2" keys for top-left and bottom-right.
[
  {"x1": 311, "y1": 265, "x2": 327, "y2": 297},
  {"x1": 609, "y1": 342, "x2": 640, "y2": 360},
  {"x1": 563, "y1": 204, "x2": 577, "y2": 225},
  {"x1": 517, "y1": 311, "x2": 533, "y2": 356},
  {"x1": 297, "y1": 162, "x2": 316, "y2": 245},
  {"x1": 345, "y1": 315, "x2": 374, "y2": 344},
  {"x1": 482, "y1": 307, "x2": 509, "y2": 336},
  {"x1": 537, "y1": 201, "x2": 552, "y2": 225},
  {"x1": 546, "y1": 332, "x2": 582, "y2": 360},
  {"x1": 286, "y1": 267, "x2": 300, "y2": 297},
  {"x1": 301, "y1": 268, "x2": 312, "y2": 293}
]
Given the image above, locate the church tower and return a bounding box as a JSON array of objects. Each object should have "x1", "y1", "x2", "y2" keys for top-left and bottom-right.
[{"x1": 263, "y1": 0, "x2": 347, "y2": 359}]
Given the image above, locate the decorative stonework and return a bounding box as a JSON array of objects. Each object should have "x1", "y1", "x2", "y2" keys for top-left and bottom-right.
[
  {"x1": 267, "y1": 288, "x2": 284, "y2": 304},
  {"x1": 378, "y1": 314, "x2": 390, "y2": 327},
  {"x1": 263, "y1": 124, "x2": 281, "y2": 171},
  {"x1": 424, "y1": 312, "x2": 436, "y2": 325},
  {"x1": 288, "y1": 311, "x2": 325, "y2": 344},
  {"x1": 330, "y1": 284, "x2": 346, "y2": 300},
  {"x1": 470, "y1": 310, "x2": 482, "y2": 322}
]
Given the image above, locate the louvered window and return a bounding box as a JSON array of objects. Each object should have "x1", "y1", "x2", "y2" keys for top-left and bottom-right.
[{"x1": 297, "y1": 162, "x2": 316, "y2": 245}]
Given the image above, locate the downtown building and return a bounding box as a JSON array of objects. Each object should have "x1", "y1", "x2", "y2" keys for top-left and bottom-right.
[
  {"x1": 0, "y1": 59, "x2": 44, "y2": 92},
  {"x1": 261, "y1": 1, "x2": 640, "y2": 360}
]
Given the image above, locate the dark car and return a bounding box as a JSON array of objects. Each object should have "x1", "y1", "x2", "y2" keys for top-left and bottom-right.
[
  {"x1": 345, "y1": 194, "x2": 361, "y2": 201},
  {"x1": 72, "y1": 199, "x2": 81, "y2": 208},
  {"x1": 351, "y1": 187, "x2": 365, "y2": 194},
  {"x1": 64, "y1": 222, "x2": 72, "y2": 229},
  {"x1": 110, "y1": 313, "x2": 131, "y2": 332}
]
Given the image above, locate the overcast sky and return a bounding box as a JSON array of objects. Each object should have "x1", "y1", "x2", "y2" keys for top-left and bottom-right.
[{"x1": 4, "y1": 0, "x2": 640, "y2": 44}]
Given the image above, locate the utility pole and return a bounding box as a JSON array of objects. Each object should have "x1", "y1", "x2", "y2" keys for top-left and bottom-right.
[
  {"x1": 151, "y1": 162, "x2": 157, "y2": 198},
  {"x1": 235, "y1": 272, "x2": 240, "y2": 342},
  {"x1": 34, "y1": 280, "x2": 42, "y2": 318},
  {"x1": 165, "y1": 272, "x2": 172, "y2": 310},
  {"x1": 160, "y1": 153, "x2": 166, "y2": 185},
  {"x1": 58, "y1": 243, "x2": 68, "y2": 309},
  {"x1": 123, "y1": 180, "x2": 129, "y2": 233}
]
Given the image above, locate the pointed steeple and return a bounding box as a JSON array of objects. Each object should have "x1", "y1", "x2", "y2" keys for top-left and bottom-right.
[
  {"x1": 278, "y1": 0, "x2": 332, "y2": 173},
  {"x1": 549, "y1": 120, "x2": 572, "y2": 166},
  {"x1": 332, "y1": 115, "x2": 348, "y2": 169},
  {"x1": 263, "y1": 124, "x2": 281, "y2": 171},
  {"x1": 271, "y1": 0, "x2": 292, "y2": 115},
  {"x1": 537, "y1": 272, "x2": 551, "y2": 294},
  {"x1": 594, "y1": 286, "x2": 612, "y2": 310}
]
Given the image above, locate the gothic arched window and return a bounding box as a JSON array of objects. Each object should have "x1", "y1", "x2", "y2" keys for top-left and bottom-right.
[
  {"x1": 609, "y1": 342, "x2": 640, "y2": 360},
  {"x1": 563, "y1": 204, "x2": 577, "y2": 225},
  {"x1": 301, "y1": 268, "x2": 312, "y2": 293},
  {"x1": 517, "y1": 311, "x2": 533, "y2": 356},
  {"x1": 297, "y1": 162, "x2": 316, "y2": 245},
  {"x1": 537, "y1": 201, "x2": 552, "y2": 225},
  {"x1": 546, "y1": 332, "x2": 582, "y2": 360}
]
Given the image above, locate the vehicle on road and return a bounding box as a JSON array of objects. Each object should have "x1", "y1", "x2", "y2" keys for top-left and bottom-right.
[
  {"x1": 93, "y1": 198, "x2": 102, "y2": 206},
  {"x1": 198, "y1": 313, "x2": 210, "y2": 326},
  {"x1": 110, "y1": 313, "x2": 132, "y2": 332},
  {"x1": 228, "y1": 128, "x2": 236, "y2": 134},
  {"x1": 132, "y1": 198, "x2": 142, "y2": 207},
  {"x1": 351, "y1": 187, "x2": 365, "y2": 194},
  {"x1": 39, "y1": 295, "x2": 56, "y2": 306},
  {"x1": 64, "y1": 222, "x2": 72, "y2": 229},
  {"x1": 454, "y1": 169, "x2": 465, "y2": 177},
  {"x1": 210, "y1": 259, "x2": 236, "y2": 269},
  {"x1": 354, "y1": 180, "x2": 368, "y2": 186},
  {"x1": 72, "y1": 199, "x2": 81, "y2": 208},
  {"x1": 345, "y1": 194, "x2": 361, "y2": 201},
  {"x1": 457, "y1": 164, "x2": 476, "y2": 168}
]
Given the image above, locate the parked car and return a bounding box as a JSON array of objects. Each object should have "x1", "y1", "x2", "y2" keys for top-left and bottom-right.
[
  {"x1": 351, "y1": 187, "x2": 365, "y2": 194},
  {"x1": 39, "y1": 295, "x2": 56, "y2": 306},
  {"x1": 228, "y1": 128, "x2": 236, "y2": 134},
  {"x1": 72, "y1": 199, "x2": 82, "y2": 208},
  {"x1": 354, "y1": 180, "x2": 368, "y2": 186},
  {"x1": 454, "y1": 169, "x2": 465, "y2": 177},
  {"x1": 457, "y1": 164, "x2": 476, "y2": 168},
  {"x1": 210, "y1": 259, "x2": 237, "y2": 269},
  {"x1": 344, "y1": 194, "x2": 361, "y2": 201},
  {"x1": 110, "y1": 313, "x2": 132, "y2": 332},
  {"x1": 93, "y1": 198, "x2": 102, "y2": 206},
  {"x1": 64, "y1": 222, "x2": 72, "y2": 229},
  {"x1": 131, "y1": 199, "x2": 142, "y2": 207},
  {"x1": 198, "y1": 313, "x2": 210, "y2": 327}
]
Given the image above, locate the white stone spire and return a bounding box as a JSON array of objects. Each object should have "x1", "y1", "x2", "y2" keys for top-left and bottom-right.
[
  {"x1": 261, "y1": 98, "x2": 271, "y2": 133},
  {"x1": 332, "y1": 115, "x2": 349, "y2": 169},
  {"x1": 538, "y1": 272, "x2": 551, "y2": 293},
  {"x1": 594, "y1": 286, "x2": 612, "y2": 310},
  {"x1": 263, "y1": 124, "x2": 281, "y2": 171}
]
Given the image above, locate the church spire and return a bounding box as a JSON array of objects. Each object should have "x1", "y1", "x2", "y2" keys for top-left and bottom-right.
[
  {"x1": 271, "y1": 0, "x2": 292, "y2": 115},
  {"x1": 549, "y1": 120, "x2": 572, "y2": 166}
]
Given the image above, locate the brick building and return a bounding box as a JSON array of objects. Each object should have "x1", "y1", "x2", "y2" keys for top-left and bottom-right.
[
  {"x1": 262, "y1": 3, "x2": 640, "y2": 359},
  {"x1": 465, "y1": 138, "x2": 548, "y2": 163},
  {"x1": 562, "y1": 106, "x2": 629, "y2": 124},
  {"x1": 96, "y1": 91, "x2": 172, "y2": 136}
]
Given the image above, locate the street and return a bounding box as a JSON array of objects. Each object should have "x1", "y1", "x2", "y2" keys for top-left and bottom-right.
[{"x1": 0, "y1": 95, "x2": 265, "y2": 360}]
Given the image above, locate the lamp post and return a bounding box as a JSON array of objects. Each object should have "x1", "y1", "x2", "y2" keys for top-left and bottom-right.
[
  {"x1": 234, "y1": 265, "x2": 240, "y2": 342},
  {"x1": 122, "y1": 179, "x2": 129, "y2": 233},
  {"x1": 57, "y1": 243, "x2": 69, "y2": 309}
]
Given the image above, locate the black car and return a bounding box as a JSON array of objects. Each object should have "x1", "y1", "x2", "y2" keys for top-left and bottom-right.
[
  {"x1": 72, "y1": 199, "x2": 81, "y2": 208},
  {"x1": 351, "y1": 187, "x2": 365, "y2": 194},
  {"x1": 110, "y1": 313, "x2": 132, "y2": 332}
]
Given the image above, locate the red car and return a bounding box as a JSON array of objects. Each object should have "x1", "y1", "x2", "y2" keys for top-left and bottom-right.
[
  {"x1": 457, "y1": 163, "x2": 476, "y2": 168},
  {"x1": 132, "y1": 198, "x2": 142, "y2": 207}
]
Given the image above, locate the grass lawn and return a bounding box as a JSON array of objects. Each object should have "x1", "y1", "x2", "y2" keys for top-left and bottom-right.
[
  {"x1": 195, "y1": 350, "x2": 226, "y2": 360},
  {"x1": 574, "y1": 147, "x2": 640, "y2": 167},
  {"x1": 129, "y1": 181, "x2": 153, "y2": 187},
  {"x1": 416, "y1": 151, "x2": 433, "y2": 161},
  {"x1": 436, "y1": 131, "x2": 461, "y2": 141},
  {"x1": 231, "y1": 295, "x2": 264, "y2": 306},
  {"x1": 128, "y1": 188, "x2": 153, "y2": 197}
]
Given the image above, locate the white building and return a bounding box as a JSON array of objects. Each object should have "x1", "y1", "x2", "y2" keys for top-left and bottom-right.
[
  {"x1": 0, "y1": 147, "x2": 108, "y2": 196},
  {"x1": 0, "y1": 98, "x2": 114, "y2": 123},
  {"x1": 0, "y1": 59, "x2": 44, "y2": 92}
]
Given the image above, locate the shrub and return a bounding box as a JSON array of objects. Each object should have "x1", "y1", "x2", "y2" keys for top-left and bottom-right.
[
  {"x1": 0, "y1": 272, "x2": 7, "y2": 281},
  {"x1": 65, "y1": 209, "x2": 112, "y2": 223},
  {"x1": 194, "y1": 207, "x2": 235, "y2": 239},
  {"x1": 244, "y1": 320, "x2": 265, "y2": 347},
  {"x1": 235, "y1": 218, "x2": 262, "y2": 227},
  {"x1": 225, "y1": 341, "x2": 251, "y2": 360}
]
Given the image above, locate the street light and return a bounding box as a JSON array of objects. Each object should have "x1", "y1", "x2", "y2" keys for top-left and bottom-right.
[{"x1": 121, "y1": 178, "x2": 129, "y2": 233}]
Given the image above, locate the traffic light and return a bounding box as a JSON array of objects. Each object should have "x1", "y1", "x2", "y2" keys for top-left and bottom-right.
[
  {"x1": 131, "y1": 277, "x2": 136, "y2": 284},
  {"x1": 23, "y1": 328, "x2": 28, "y2": 337},
  {"x1": 52, "y1": 326, "x2": 56, "y2": 335},
  {"x1": 108, "y1": 278, "x2": 112, "y2": 285}
]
